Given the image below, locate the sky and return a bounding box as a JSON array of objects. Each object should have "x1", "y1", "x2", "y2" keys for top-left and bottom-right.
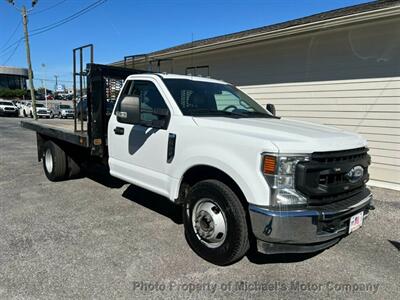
[{"x1": 0, "y1": 0, "x2": 372, "y2": 89}]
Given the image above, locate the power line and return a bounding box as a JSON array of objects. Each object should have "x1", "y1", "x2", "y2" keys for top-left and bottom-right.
[
  {"x1": 30, "y1": 0, "x2": 68, "y2": 16},
  {"x1": 0, "y1": 0, "x2": 106, "y2": 56},
  {"x1": 30, "y1": 0, "x2": 107, "y2": 36},
  {"x1": 34, "y1": 78, "x2": 73, "y2": 83},
  {"x1": 0, "y1": 20, "x2": 21, "y2": 51},
  {"x1": 0, "y1": 38, "x2": 23, "y2": 56},
  {"x1": 0, "y1": 37, "x2": 24, "y2": 56},
  {"x1": 2, "y1": 39, "x2": 22, "y2": 65}
]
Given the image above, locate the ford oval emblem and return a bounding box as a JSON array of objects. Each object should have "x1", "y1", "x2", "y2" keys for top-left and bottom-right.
[{"x1": 345, "y1": 165, "x2": 364, "y2": 183}]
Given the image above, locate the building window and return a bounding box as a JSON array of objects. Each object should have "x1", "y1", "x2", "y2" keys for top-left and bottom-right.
[
  {"x1": 0, "y1": 75, "x2": 26, "y2": 89},
  {"x1": 185, "y1": 65, "x2": 210, "y2": 77}
]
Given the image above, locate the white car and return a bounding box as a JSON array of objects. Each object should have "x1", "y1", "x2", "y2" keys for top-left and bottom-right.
[
  {"x1": 22, "y1": 102, "x2": 52, "y2": 118},
  {"x1": 0, "y1": 100, "x2": 19, "y2": 117},
  {"x1": 55, "y1": 104, "x2": 74, "y2": 119},
  {"x1": 21, "y1": 102, "x2": 32, "y2": 117},
  {"x1": 35, "y1": 103, "x2": 53, "y2": 118}
]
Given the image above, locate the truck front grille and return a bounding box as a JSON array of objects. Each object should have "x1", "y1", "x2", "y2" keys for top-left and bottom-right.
[{"x1": 295, "y1": 147, "x2": 370, "y2": 205}]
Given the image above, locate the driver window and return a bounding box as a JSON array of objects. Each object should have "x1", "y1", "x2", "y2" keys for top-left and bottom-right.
[{"x1": 117, "y1": 80, "x2": 168, "y2": 121}]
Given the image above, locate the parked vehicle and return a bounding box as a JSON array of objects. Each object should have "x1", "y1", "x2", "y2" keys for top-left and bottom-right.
[
  {"x1": 22, "y1": 102, "x2": 52, "y2": 118},
  {"x1": 36, "y1": 104, "x2": 53, "y2": 118},
  {"x1": 53, "y1": 104, "x2": 74, "y2": 119},
  {"x1": 21, "y1": 62, "x2": 373, "y2": 266},
  {"x1": 76, "y1": 99, "x2": 87, "y2": 121},
  {"x1": 0, "y1": 100, "x2": 19, "y2": 117}
]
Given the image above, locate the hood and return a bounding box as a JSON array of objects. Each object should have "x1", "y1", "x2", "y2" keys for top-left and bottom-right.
[
  {"x1": 192, "y1": 117, "x2": 367, "y2": 153},
  {"x1": 0, "y1": 104, "x2": 16, "y2": 109}
]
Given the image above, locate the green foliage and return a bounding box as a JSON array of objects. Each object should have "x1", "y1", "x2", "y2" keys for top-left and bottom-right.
[{"x1": 0, "y1": 88, "x2": 28, "y2": 99}]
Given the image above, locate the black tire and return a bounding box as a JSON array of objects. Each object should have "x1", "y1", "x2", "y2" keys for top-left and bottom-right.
[
  {"x1": 42, "y1": 141, "x2": 67, "y2": 181},
  {"x1": 30, "y1": 112, "x2": 33, "y2": 118},
  {"x1": 183, "y1": 179, "x2": 249, "y2": 265}
]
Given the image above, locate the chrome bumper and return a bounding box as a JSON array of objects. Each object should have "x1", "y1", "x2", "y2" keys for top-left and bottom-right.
[{"x1": 249, "y1": 189, "x2": 373, "y2": 254}]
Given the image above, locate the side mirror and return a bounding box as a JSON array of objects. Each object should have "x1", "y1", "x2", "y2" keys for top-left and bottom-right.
[
  {"x1": 266, "y1": 103, "x2": 276, "y2": 116},
  {"x1": 117, "y1": 96, "x2": 140, "y2": 124}
]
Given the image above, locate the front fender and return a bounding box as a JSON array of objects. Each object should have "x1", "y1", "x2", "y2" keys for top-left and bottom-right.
[{"x1": 170, "y1": 147, "x2": 272, "y2": 206}]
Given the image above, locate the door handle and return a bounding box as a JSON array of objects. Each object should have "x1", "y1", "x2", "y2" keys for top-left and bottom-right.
[{"x1": 114, "y1": 127, "x2": 124, "y2": 135}]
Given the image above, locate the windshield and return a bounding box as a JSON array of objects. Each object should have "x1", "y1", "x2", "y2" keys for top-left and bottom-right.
[
  {"x1": 163, "y1": 79, "x2": 273, "y2": 118},
  {"x1": 60, "y1": 105, "x2": 71, "y2": 109},
  {"x1": 0, "y1": 101, "x2": 13, "y2": 106},
  {"x1": 36, "y1": 104, "x2": 45, "y2": 107}
]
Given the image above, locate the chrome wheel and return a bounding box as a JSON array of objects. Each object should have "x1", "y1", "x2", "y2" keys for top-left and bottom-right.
[
  {"x1": 45, "y1": 148, "x2": 53, "y2": 173},
  {"x1": 192, "y1": 199, "x2": 227, "y2": 248}
]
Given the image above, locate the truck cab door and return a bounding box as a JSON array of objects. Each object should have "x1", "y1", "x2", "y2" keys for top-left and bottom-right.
[{"x1": 108, "y1": 79, "x2": 172, "y2": 197}]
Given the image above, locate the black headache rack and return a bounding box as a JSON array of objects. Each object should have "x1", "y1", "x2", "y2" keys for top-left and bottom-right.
[
  {"x1": 82, "y1": 63, "x2": 148, "y2": 157},
  {"x1": 72, "y1": 44, "x2": 150, "y2": 158}
]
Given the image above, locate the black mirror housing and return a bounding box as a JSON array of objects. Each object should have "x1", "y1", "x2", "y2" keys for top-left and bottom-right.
[
  {"x1": 117, "y1": 96, "x2": 140, "y2": 124},
  {"x1": 266, "y1": 103, "x2": 276, "y2": 116}
]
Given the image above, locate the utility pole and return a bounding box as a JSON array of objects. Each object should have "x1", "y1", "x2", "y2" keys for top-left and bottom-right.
[
  {"x1": 54, "y1": 75, "x2": 59, "y2": 97},
  {"x1": 6, "y1": 0, "x2": 39, "y2": 119},
  {"x1": 22, "y1": 5, "x2": 37, "y2": 119},
  {"x1": 41, "y1": 63, "x2": 47, "y2": 107}
]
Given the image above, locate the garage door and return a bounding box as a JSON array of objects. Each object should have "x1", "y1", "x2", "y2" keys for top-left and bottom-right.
[{"x1": 240, "y1": 77, "x2": 400, "y2": 190}]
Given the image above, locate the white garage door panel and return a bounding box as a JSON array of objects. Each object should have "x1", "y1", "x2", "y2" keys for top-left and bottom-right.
[
  {"x1": 254, "y1": 97, "x2": 400, "y2": 105},
  {"x1": 246, "y1": 89, "x2": 400, "y2": 98},
  {"x1": 361, "y1": 134, "x2": 400, "y2": 144},
  {"x1": 243, "y1": 78, "x2": 400, "y2": 93},
  {"x1": 372, "y1": 156, "x2": 400, "y2": 167},
  {"x1": 369, "y1": 165, "x2": 400, "y2": 185},
  {"x1": 369, "y1": 148, "x2": 398, "y2": 159},
  {"x1": 368, "y1": 141, "x2": 400, "y2": 152},
  {"x1": 278, "y1": 104, "x2": 400, "y2": 112},
  {"x1": 285, "y1": 117, "x2": 400, "y2": 128},
  {"x1": 279, "y1": 111, "x2": 400, "y2": 119},
  {"x1": 334, "y1": 125, "x2": 399, "y2": 135},
  {"x1": 240, "y1": 77, "x2": 400, "y2": 190}
]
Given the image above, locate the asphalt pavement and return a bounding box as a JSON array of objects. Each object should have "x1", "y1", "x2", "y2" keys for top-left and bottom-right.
[{"x1": 0, "y1": 117, "x2": 399, "y2": 299}]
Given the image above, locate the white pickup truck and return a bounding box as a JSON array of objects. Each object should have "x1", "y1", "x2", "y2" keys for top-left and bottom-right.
[{"x1": 22, "y1": 63, "x2": 373, "y2": 265}]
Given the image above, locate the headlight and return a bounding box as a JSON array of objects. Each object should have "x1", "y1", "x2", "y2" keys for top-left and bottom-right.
[{"x1": 262, "y1": 154, "x2": 309, "y2": 206}]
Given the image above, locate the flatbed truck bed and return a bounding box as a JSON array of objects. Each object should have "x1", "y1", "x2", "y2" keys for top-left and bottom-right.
[
  {"x1": 20, "y1": 61, "x2": 148, "y2": 159},
  {"x1": 21, "y1": 119, "x2": 89, "y2": 147}
]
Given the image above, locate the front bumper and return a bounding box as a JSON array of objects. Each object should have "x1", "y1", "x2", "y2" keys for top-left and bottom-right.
[
  {"x1": 249, "y1": 189, "x2": 373, "y2": 254},
  {"x1": 37, "y1": 112, "x2": 51, "y2": 117},
  {"x1": 0, "y1": 109, "x2": 18, "y2": 116},
  {"x1": 61, "y1": 113, "x2": 74, "y2": 118}
]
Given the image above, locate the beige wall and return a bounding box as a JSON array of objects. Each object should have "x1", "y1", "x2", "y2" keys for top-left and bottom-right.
[
  {"x1": 130, "y1": 16, "x2": 400, "y2": 85},
  {"x1": 121, "y1": 16, "x2": 400, "y2": 189}
]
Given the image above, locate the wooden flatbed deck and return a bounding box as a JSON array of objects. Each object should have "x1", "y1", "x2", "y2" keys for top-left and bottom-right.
[{"x1": 21, "y1": 119, "x2": 89, "y2": 147}]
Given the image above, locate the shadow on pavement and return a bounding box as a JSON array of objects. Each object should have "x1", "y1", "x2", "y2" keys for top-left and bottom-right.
[
  {"x1": 388, "y1": 240, "x2": 400, "y2": 251},
  {"x1": 122, "y1": 185, "x2": 183, "y2": 224},
  {"x1": 246, "y1": 248, "x2": 322, "y2": 264},
  {"x1": 84, "y1": 163, "x2": 126, "y2": 189}
]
